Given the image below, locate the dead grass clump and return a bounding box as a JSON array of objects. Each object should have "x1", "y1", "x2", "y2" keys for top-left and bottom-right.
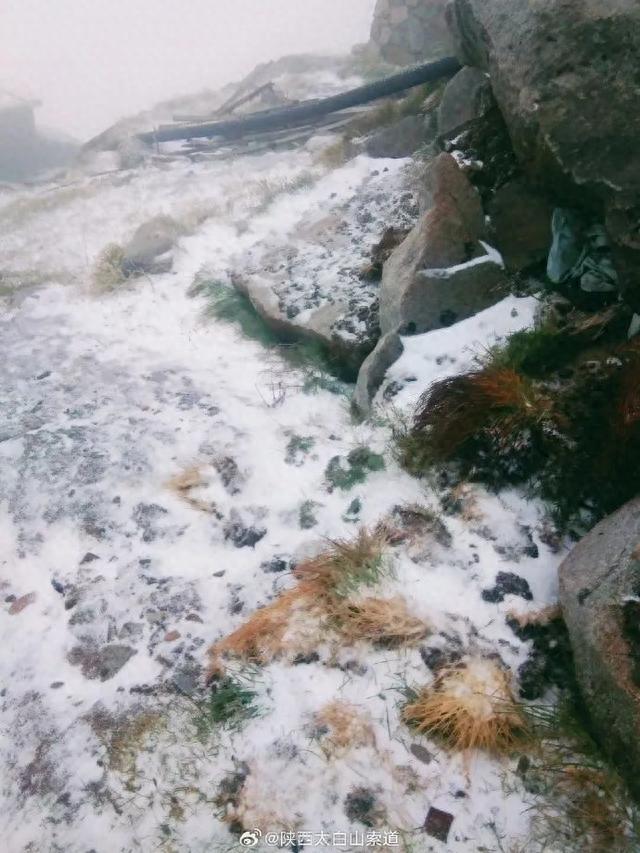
[
  {"x1": 293, "y1": 528, "x2": 389, "y2": 599},
  {"x1": 92, "y1": 242, "x2": 126, "y2": 291},
  {"x1": 207, "y1": 586, "x2": 315, "y2": 677},
  {"x1": 315, "y1": 138, "x2": 350, "y2": 170},
  {"x1": 313, "y1": 700, "x2": 375, "y2": 755},
  {"x1": 506, "y1": 605, "x2": 563, "y2": 630},
  {"x1": 412, "y1": 368, "x2": 554, "y2": 461},
  {"x1": 333, "y1": 596, "x2": 429, "y2": 647},
  {"x1": 403, "y1": 658, "x2": 528, "y2": 754},
  {"x1": 166, "y1": 465, "x2": 218, "y2": 514},
  {"x1": 520, "y1": 699, "x2": 640, "y2": 852},
  {"x1": 207, "y1": 528, "x2": 393, "y2": 676}
]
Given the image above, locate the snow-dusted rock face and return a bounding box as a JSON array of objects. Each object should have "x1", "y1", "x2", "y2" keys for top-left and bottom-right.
[
  {"x1": 379, "y1": 152, "x2": 506, "y2": 336},
  {"x1": 370, "y1": 0, "x2": 453, "y2": 66},
  {"x1": 559, "y1": 498, "x2": 640, "y2": 800},
  {"x1": 230, "y1": 157, "x2": 420, "y2": 376},
  {"x1": 446, "y1": 0, "x2": 640, "y2": 303}
]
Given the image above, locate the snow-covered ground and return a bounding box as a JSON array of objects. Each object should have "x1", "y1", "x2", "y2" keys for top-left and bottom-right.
[{"x1": 1, "y1": 69, "x2": 568, "y2": 853}]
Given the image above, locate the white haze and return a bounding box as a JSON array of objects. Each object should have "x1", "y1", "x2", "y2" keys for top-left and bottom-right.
[{"x1": 0, "y1": 0, "x2": 376, "y2": 141}]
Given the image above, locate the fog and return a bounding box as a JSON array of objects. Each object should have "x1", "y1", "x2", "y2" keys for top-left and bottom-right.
[{"x1": 0, "y1": 0, "x2": 376, "y2": 142}]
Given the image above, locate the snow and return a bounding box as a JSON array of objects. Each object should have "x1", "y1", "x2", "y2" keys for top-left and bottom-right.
[
  {"x1": 0, "y1": 67, "x2": 567, "y2": 853},
  {"x1": 378, "y1": 294, "x2": 539, "y2": 412}
]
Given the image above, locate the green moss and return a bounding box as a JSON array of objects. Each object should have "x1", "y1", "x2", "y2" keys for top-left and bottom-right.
[
  {"x1": 325, "y1": 446, "x2": 385, "y2": 491},
  {"x1": 189, "y1": 279, "x2": 279, "y2": 348},
  {"x1": 285, "y1": 434, "x2": 315, "y2": 466},
  {"x1": 188, "y1": 278, "x2": 356, "y2": 388},
  {"x1": 488, "y1": 326, "x2": 586, "y2": 378}
]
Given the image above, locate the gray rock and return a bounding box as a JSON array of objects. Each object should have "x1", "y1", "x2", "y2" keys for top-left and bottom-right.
[
  {"x1": 68, "y1": 643, "x2": 137, "y2": 681},
  {"x1": 559, "y1": 498, "x2": 640, "y2": 798},
  {"x1": 234, "y1": 276, "x2": 372, "y2": 380},
  {"x1": 370, "y1": 0, "x2": 452, "y2": 66},
  {"x1": 353, "y1": 332, "x2": 404, "y2": 416},
  {"x1": 121, "y1": 215, "x2": 182, "y2": 276},
  {"x1": 379, "y1": 153, "x2": 505, "y2": 335},
  {"x1": 364, "y1": 115, "x2": 426, "y2": 159},
  {"x1": 446, "y1": 0, "x2": 640, "y2": 293},
  {"x1": 487, "y1": 179, "x2": 553, "y2": 272},
  {"x1": 437, "y1": 66, "x2": 494, "y2": 141}
]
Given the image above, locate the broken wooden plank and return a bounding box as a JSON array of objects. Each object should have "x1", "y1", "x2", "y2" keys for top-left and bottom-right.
[{"x1": 172, "y1": 81, "x2": 279, "y2": 123}]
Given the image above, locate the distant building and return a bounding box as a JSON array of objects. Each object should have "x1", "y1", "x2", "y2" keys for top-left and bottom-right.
[{"x1": 0, "y1": 92, "x2": 76, "y2": 182}]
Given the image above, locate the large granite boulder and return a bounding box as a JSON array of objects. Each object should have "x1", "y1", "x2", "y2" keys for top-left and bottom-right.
[
  {"x1": 352, "y1": 332, "x2": 404, "y2": 416},
  {"x1": 559, "y1": 498, "x2": 640, "y2": 797},
  {"x1": 379, "y1": 152, "x2": 506, "y2": 335},
  {"x1": 446, "y1": 0, "x2": 640, "y2": 298},
  {"x1": 363, "y1": 115, "x2": 428, "y2": 159},
  {"x1": 370, "y1": 0, "x2": 453, "y2": 66},
  {"x1": 487, "y1": 179, "x2": 554, "y2": 272},
  {"x1": 228, "y1": 161, "x2": 419, "y2": 380},
  {"x1": 437, "y1": 66, "x2": 494, "y2": 142}
]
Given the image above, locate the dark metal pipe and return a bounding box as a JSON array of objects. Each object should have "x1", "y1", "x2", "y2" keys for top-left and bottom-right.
[{"x1": 138, "y1": 56, "x2": 461, "y2": 145}]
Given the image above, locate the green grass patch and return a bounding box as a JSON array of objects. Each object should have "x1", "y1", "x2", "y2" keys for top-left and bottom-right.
[
  {"x1": 188, "y1": 277, "x2": 355, "y2": 390},
  {"x1": 193, "y1": 676, "x2": 260, "y2": 740},
  {"x1": 189, "y1": 278, "x2": 279, "y2": 348}
]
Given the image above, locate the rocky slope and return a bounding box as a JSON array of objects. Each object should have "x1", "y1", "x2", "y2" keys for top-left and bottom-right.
[{"x1": 3, "y1": 40, "x2": 640, "y2": 853}]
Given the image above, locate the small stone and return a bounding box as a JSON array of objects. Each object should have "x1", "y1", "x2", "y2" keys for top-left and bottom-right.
[
  {"x1": 68, "y1": 643, "x2": 137, "y2": 681},
  {"x1": 292, "y1": 651, "x2": 320, "y2": 665},
  {"x1": 164, "y1": 630, "x2": 181, "y2": 642},
  {"x1": 185, "y1": 612, "x2": 203, "y2": 623},
  {"x1": 51, "y1": 579, "x2": 65, "y2": 595},
  {"x1": 50, "y1": 681, "x2": 64, "y2": 689},
  {"x1": 409, "y1": 743, "x2": 433, "y2": 764},
  {"x1": 80, "y1": 552, "x2": 100, "y2": 565},
  {"x1": 482, "y1": 572, "x2": 533, "y2": 603},
  {"x1": 261, "y1": 556, "x2": 293, "y2": 574},
  {"x1": 9, "y1": 592, "x2": 36, "y2": 614},
  {"x1": 64, "y1": 593, "x2": 80, "y2": 611},
  {"x1": 424, "y1": 807, "x2": 454, "y2": 843}
]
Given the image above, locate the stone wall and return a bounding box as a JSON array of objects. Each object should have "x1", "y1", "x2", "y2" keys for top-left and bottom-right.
[{"x1": 370, "y1": 0, "x2": 452, "y2": 66}]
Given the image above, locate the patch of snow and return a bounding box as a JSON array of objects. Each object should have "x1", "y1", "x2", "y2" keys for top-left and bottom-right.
[{"x1": 378, "y1": 294, "x2": 539, "y2": 411}]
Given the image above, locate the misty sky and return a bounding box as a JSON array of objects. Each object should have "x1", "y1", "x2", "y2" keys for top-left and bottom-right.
[{"x1": 0, "y1": 0, "x2": 376, "y2": 141}]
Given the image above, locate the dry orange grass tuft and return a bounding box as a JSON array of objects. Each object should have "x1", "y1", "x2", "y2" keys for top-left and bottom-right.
[
  {"x1": 292, "y1": 528, "x2": 388, "y2": 599},
  {"x1": 313, "y1": 700, "x2": 375, "y2": 755},
  {"x1": 166, "y1": 465, "x2": 218, "y2": 514},
  {"x1": 207, "y1": 528, "x2": 406, "y2": 677},
  {"x1": 413, "y1": 367, "x2": 553, "y2": 459},
  {"x1": 506, "y1": 604, "x2": 563, "y2": 629},
  {"x1": 206, "y1": 586, "x2": 321, "y2": 678},
  {"x1": 403, "y1": 658, "x2": 528, "y2": 754},
  {"x1": 332, "y1": 596, "x2": 429, "y2": 647}
]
